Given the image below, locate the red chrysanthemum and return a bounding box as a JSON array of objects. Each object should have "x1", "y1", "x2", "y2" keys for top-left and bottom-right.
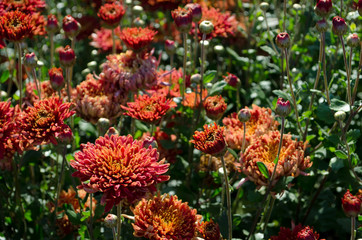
[
  {"x1": 100, "y1": 50, "x2": 158, "y2": 92},
  {"x1": 132, "y1": 194, "x2": 201, "y2": 240},
  {"x1": 196, "y1": 219, "x2": 221, "y2": 240},
  {"x1": 19, "y1": 96, "x2": 75, "y2": 146},
  {"x1": 73, "y1": 74, "x2": 127, "y2": 124},
  {"x1": 203, "y1": 95, "x2": 227, "y2": 120},
  {"x1": 90, "y1": 26, "x2": 123, "y2": 53},
  {"x1": 98, "y1": 1, "x2": 125, "y2": 29},
  {"x1": 120, "y1": 27, "x2": 157, "y2": 52},
  {"x1": 191, "y1": 123, "x2": 227, "y2": 157},
  {"x1": 271, "y1": 224, "x2": 320, "y2": 240},
  {"x1": 223, "y1": 104, "x2": 279, "y2": 150},
  {"x1": 122, "y1": 93, "x2": 176, "y2": 124},
  {"x1": 0, "y1": 101, "x2": 17, "y2": 170},
  {"x1": 71, "y1": 134, "x2": 170, "y2": 212},
  {"x1": 171, "y1": 7, "x2": 193, "y2": 33},
  {"x1": 0, "y1": 0, "x2": 46, "y2": 15},
  {"x1": 239, "y1": 131, "x2": 312, "y2": 188},
  {"x1": 0, "y1": 10, "x2": 33, "y2": 42},
  {"x1": 25, "y1": 80, "x2": 67, "y2": 104},
  {"x1": 341, "y1": 190, "x2": 362, "y2": 217}
]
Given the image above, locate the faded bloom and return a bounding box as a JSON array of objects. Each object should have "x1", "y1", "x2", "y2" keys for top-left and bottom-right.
[
  {"x1": 122, "y1": 93, "x2": 176, "y2": 124},
  {"x1": 199, "y1": 151, "x2": 236, "y2": 174},
  {"x1": 62, "y1": 15, "x2": 81, "y2": 39},
  {"x1": 19, "y1": 96, "x2": 75, "y2": 146},
  {"x1": 239, "y1": 131, "x2": 312, "y2": 188},
  {"x1": 71, "y1": 134, "x2": 170, "y2": 212},
  {"x1": 223, "y1": 73, "x2": 240, "y2": 87},
  {"x1": 185, "y1": 3, "x2": 202, "y2": 22},
  {"x1": 203, "y1": 95, "x2": 227, "y2": 120},
  {"x1": 58, "y1": 45, "x2": 76, "y2": 67},
  {"x1": 0, "y1": 10, "x2": 33, "y2": 42},
  {"x1": 332, "y1": 16, "x2": 348, "y2": 36},
  {"x1": 120, "y1": 27, "x2": 157, "y2": 52},
  {"x1": 90, "y1": 27, "x2": 123, "y2": 53},
  {"x1": 223, "y1": 105, "x2": 279, "y2": 150},
  {"x1": 49, "y1": 67, "x2": 65, "y2": 91},
  {"x1": 314, "y1": 0, "x2": 333, "y2": 18},
  {"x1": 341, "y1": 190, "x2": 362, "y2": 217},
  {"x1": 172, "y1": 7, "x2": 193, "y2": 33},
  {"x1": 346, "y1": 33, "x2": 360, "y2": 48},
  {"x1": 191, "y1": 123, "x2": 227, "y2": 157},
  {"x1": 275, "y1": 98, "x2": 291, "y2": 117},
  {"x1": 132, "y1": 194, "x2": 201, "y2": 240},
  {"x1": 276, "y1": 32, "x2": 291, "y2": 49},
  {"x1": 98, "y1": 1, "x2": 125, "y2": 29},
  {"x1": 46, "y1": 14, "x2": 59, "y2": 34},
  {"x1": 316, "y1": 19, "x2": 329, "y2": 33},
  {"x1": 196, "y1": 219, "x2": 221, "y2": 240},
  {"x1": 270, "y1": 224, "x2": 320, "y2": 240}
]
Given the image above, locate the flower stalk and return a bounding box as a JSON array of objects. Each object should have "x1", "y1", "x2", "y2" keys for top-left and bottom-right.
[
  {"x1": 117, "y1": 203, "x2": 122, "y2": 240},
  {"x1": 182, "y1": 33, "x2": 188, "y2": 99},
  {"x1": 200, "y1": 33, "x2": 206, "y2": 107},
  {"x1": 351, "y1": 216, "x2": 355, "y2": 240},
  {"x1": 352, "y1": 42, "x2": 362, "y2": 104},
  {"x1": 16, "y1": 42, "x2": 23, "y2": 110},
  {"x1": 31, "y1": 68, "x2": 41, "y2": 100},
  {"x1": 221, "y1": 155, "x2": 232, "y2": 240},
  {"x1": 339, "y1": 36, "x2": 352, "y2": 106},
  {"x1": 112, "y1": 28, "x2": 116, "y2": 54},
  {"x1": 193, "y1": 22, "x2": 199, "y2": 73},
  {"x1": 50, "y1": 33, "x2": 55, "y2": 67}
]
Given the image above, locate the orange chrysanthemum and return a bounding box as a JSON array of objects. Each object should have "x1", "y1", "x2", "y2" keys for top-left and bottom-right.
[
  {"x1": 203, "y1": 95, "x2": 227, "y2": 120},
  {"x1": 270, "y1": 224, "x2": 320, "y2": 240},
  {"x1": 19, "y1": 96, "x2": 75, "y2": 146},
  {"x1": 74, "y1": 74, "x2": 127, "y2": 124},
  {"x1": 120, "y1": 27, "x2": 157, "y2": 51},
  {"x1": 132, "y1": 194, "x2": 201, "y2": 240},
  {"x1": 122, "y1": 93, "x2": 176, "y2": 124},
  {"x1": 191, "y1": 123, "x2": 227, "y2": 157},
  {"x1": 71, "y1": 134, "x2": 170, "y2": 212},
  {"x1": 196, "y1": 219, "x2": 221, "y2": 240},
  {"x1": 239, "y1": 131, "x2": 312, "y2": 188},
  {"x1": 182, "y1": 88, "x2": 208, "y2": 109},
  {"x1": 223, "y1": 104, "x2": 279, "y2": 150},
  {"x1": 0, "y1": 0, "x2": 46, "y2": 15},
  {"x1": 90, "y1": 27, "x2": 123, "y2": 53},
  {"x1": 98, "y1": 1, "x2": 125, "y2": 29},
  {"x1": 0, "y1": 10, "x2": 33, "y2": 42}
]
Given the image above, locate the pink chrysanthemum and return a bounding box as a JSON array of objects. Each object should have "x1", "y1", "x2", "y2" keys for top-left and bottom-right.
[
  {"x1": 100, "y1": 50, "x2": 158, "y2": 92},
  {"x1": 223, "y1": 104, "x2": 279, "y2": 150},
  {"x1": 132, "y1": 194, "x2": 201, "y2": 240},
  {"x1": 71, "y1": 134, "x2": 170, "y2": 212},
  {"x1": 239, "y1": 131, "x2": 312, "y2": 188},
  {"x1": 120, "y1": 27, "x2": 157, "y2": 51},
  {"x1": 122, "y1": 93, "x2": 176, "y2": 124},
  {"x1": 90, "y1": 27, "x2": 123, "y2": 53},
  {"x1": 0, "y1": 0, "x2": 46, "y2": 15},
  {"x1": 270, "y1": 224, "x2": 320, "y2": 240}
]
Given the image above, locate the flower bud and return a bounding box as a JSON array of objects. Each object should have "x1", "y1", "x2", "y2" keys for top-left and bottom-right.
[
  {"x1": 199, "y1": 20, "x2": 214, "y2": 35},
  {"x1": 62, "y1": 15, "x2": 81, "y2": 39},
  {"x1": 165, "y1": 39, "x2": 176, "y2": 55},
  {"x1": 214, "y1": 45, "x2": 224, "y2": 54},
  {"x1": 358, "y1": 0, "x2": 362, "y2": 17},
  {"x1": 132, "y1": 5, "x2": 144, "y2": 16},
  {"x1": 341, "y1": 190, "x2": 362, "y2": 217},
  {"x1": 191, "y1": 73, "x2": 202, "y2": 84},
  {"x1": 238, "y1": 108, "x2": 251, "y2": 122},
  {"x1": 171, "y1": 7, "x2": 192, "y2": 33},
  {"x1": 203, "y1": 95, "x2": 227, "y2": 120},
  {"x1": 316, "y1": 19, "x2": 329, "y2": 33},
  {"x1": 56, "y1": 128, "x2": 73, "y2": 145},
  {"x1": 275, "y1": 32, "x2": 291, "y2": 49},
  {"x1": 106, "y1": 127, "x2": 119, "y2": 136},
  {"x1": 185, "y1": 3, "x2": 202, "y2": 22},
  {"x1": 334, "y1": 111, "x2": 346, "y2": 121},
  {"x1": 332, "y1": 16, "x2": 348, "y2": 36},
  {"x1": 104, "y1": 214, "x2": 118, "y2": 228},
  {"x1": 23, "y1": 52, "x2": 38, "y2": 68},
  {"x1": 223, "y1": 73, "x2": 240, "y2": 87},
  {"x1": 59, "y1": 45, "x2": 76, "y2": 67},
  {"x1": 260, "y1": 2, "x2": 269, "y2": 11},
  {"x1": 49, "y1": 67, "x2": 65, "y2": 91},
  {"x1": 314, "y1": 0, "x2": 333, "y2": 18},
  {"x1": 133, "y1": 17, "x2": 145, "y2": 27},
  {"x1": 275, "y1": 98, "x2": 291, "y2": 117},
  {"x1": 46, "y1": 14, "x2": 59, "y2": 34},
  {"x1": 142, "y1": 136, "x2": 158, "y2": 149},
  {"x1": 97, "y1": 118, "x2": 110, "y2": 136},
  {"x1": 346, "y1": 33, "x2": 360, "y2": 48}
]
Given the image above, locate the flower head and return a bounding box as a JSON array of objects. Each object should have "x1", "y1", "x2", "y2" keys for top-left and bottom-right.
[
  {"x1": 132, "y1": 194, "x2": 201, "y2": 240},
  {"x1": 90, "y1": 26, "x2": 123, "y2": 53},
  {"x1": 223, "y1": 73, "x2": 240, "y2": 87},
  {"x1": 62, "y1": 15, "x2": 81, "y2": 39},
  {"x1": 276, "y1": 32, "x2": 291, "y2": 49},
  {"x1": 46, "y1": 14, "x2": 59, "y2": 34},
  {"x1": 203, "y1": 95, "x2": 227, "y2": 120},
  {"x1": 341, "y1": 190, "x2": 362, "y2": 217},
  {"x1": 275, "y1": 98, "x2": 291, "y2": 117},
  {"x1": 98, "y1": 1, "x2": 125, "y2": 29},
  {"x1": 185, "y1": 3, "x2": 202, "y2": 22},
  {"x1": 314, "y1": 0, "x2": 333, "y2": 18},
  {"x1": 120, "y1": 27, "x2": 157, "y2": 52},
  {"x1": 172, "y1": 7, "x2": 193, "y2": 33},
  {"x1": 332, "y1": 16, "x2": 348, "y2": 36},
  {"x1": 58, "y1": 45, "x2": 76, "y2": 67},
  {"x1": 239, "y1": 131, "x2": 312, "y2": 188},
  {"x1": 271, "y1": 224, "x2": 320, "y2": 240},
  {"x1": 196, "y1": 219, "x2": 221, "y2": 240},
  {"x1": 191, "y1": 123, "x2": 227, "y2": 157},
  {"x1": 347, "y1": 33, "x2": 360, "y2": 48},
  {"x1": 49, "y1": 67, "x2": 65, "y2": 91},
  {"x1": 0, "y1": 10, "x2": 33, "y2": 42},
  {"x1": 122, "y1": 93, "x2": 176, "y2": 124},
  {"x1": 0, "y1": 0, "x2": 46, "y2": 15},
  {"x1": 71, "y1": 134, "x2": 170, "y2": 212},
  {"x1": 316, "y1": 19, "x2": 329, "y2": 33}
]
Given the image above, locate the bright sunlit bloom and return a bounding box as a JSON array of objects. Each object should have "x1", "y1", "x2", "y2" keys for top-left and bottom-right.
[
  {"x1": 71, "y1": 134, "x2": 170, "y2": 212},
  {"x1": 132, "y1": 194, "x2": 201, "y2": 239},
  {"x1": 120, "y1": 27, "x2": 157, "y2": 51}
]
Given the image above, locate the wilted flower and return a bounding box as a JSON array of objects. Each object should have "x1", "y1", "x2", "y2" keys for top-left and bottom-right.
[
  {"x1": 239, "y1": 131, "x2": 312, "y2": 188},
  {"x1": 270, "y1": 224, "x2": 320, "y2": 240},
  {"x1": 199, "y1": 151, "x2": 236, "y2": 174},
  {"x1": 71, "y1": 134, "x2": 170, "y2": 212},
  {"x1": 203, "y1": 95, "x2": 227, "y2": 120},
  {"x1": 62, "y1": 15, "x2": 81, "y2": 39},
  {"x1": 19, "y1": 96, "x2": 75, "y2": 146},
  {"x1": 276, "y1": 32, "x2": 291, "y2": 49},
  {"x1": 341, "y1": 190, "x2": 362, "y2": 217},
  {"x1": 191, "y1": 123, "x2": 227, "y2": 157},
  {"x1": 46, "y1": 14, "x2": 59, "y2": 34},
  {"x1": 196, "y1": 219, "x2": 221, "y2": 240},
  {"x1": 132, "y1": 194, "x2": 201, "y2": 239},
  {"x1": 332, "y1": 16, "x2": 348, "y2": 36},
  {"x1": 122, "y1": 93, "x2": 176, "y2": 124},
  {"x1": 98, "y1": 1, "x2": 125, "y2": 29},
  {"x1": 0, "y1": 10, "x2": 33, "y2": 42},
  {"x1": 120, "y1": 27, "x2": 157, "y2": 52},
  {"x1": 223, "y1": 73, "x2": 240, "y2": 87},
  {"x1": 58, "y1": 45, "x2": 76, "y2": 67},
  {"x1": 90, "y1": 27, "x2": 123, "y2": 53},
  {"x1": 172, "y1": 7, "x2": 193, "y2": 33},
  {"x1": 223, "y1": 105, "x2": 279, "y2": 150},
  {"x1": 314, "y1": 0, "x2": 333, "y2": 18}
]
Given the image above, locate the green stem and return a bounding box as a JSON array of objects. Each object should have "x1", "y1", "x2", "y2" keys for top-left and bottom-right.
[
  {"x1": 32, "y1": 68, "x2": 41, "y2": 100},
  {"x1": 262, "y1": 10, "x2": 279, "y2": 55},
  {"x1": 117, "y1": 203, "x2": 122, "y2": 240},
  {"x1": 169, "y1": 54, "x2": 174, "y2": 96},
  {"x1": 236, "y1": 82, "x2": 241, "y2": 112},
  {"x1": 112, "y1": 28, "x2": 116, "y2": 54},
  {"x1": 322, "y1": 33, "x2": 331, "y2": 105},
  {"x1": 182, "y1": 33, "x2": 187, "y2": 100},
  {"x1": 54, "y1": 146, "x2": 66, "y2": 225},
  {"x1": 283, "y1": 0, "x2": 287, "y2": 31},
  {"x1": 351, "y1": 216, "x2": 355, "y2": 240},
  {"x1": 262, "y1": 197, "x2": 276, "y2": 232},
  {"x1": 193, "y1": 22, "x2": 198, "y2": 73},
  {"x1": 221, "y1": 155, "x2": 232, "y2": 240},
  {"x1": 200, "y1": 33, "x2": 206, "y2": 108},
  {"x1": 16, "y1": 42, "x2": 23, "y2": 110},
  {"x1": 339, "y1": 36, "x2": 352, "y2": 106},
  {"x1": 89, "y1": 193, "x2": 94, "y2": 240},
  {"x1": 50, "y1": 33, "x2": 54, "y2": 67},
  {"x1": 352, "y1": 43, "x2": 362, "y2": 105},
  {"x1": 242, "y1": 122, "x2": 246, "y2": 153},
  {"x1": 112, "y1": 227, "x2": 117, "y2": 240}
]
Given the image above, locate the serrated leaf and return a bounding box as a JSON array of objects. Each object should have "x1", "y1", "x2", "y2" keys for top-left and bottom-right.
[
  {"x1": 203, "y1": 70, "x2": 217, "y2": 84},
  {"x1": 227, "y1": 148, "x2": 239, "y2": 160},
  {"x1": 0, "y1": 70, "x2": 10, "y2": 83},
  {"x1": 257, "y1": 161, "x2": 269, "y2": 179},
  {"x1": 330, "y1": 99, "x2": 350, "y2": 112},
  {"x1": 335, "y1": 150, "x2": 348, "y2": 159}
]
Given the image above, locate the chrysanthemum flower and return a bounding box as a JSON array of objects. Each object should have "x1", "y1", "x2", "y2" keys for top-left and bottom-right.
[
  {"x1": 239, "y1": 131, "x2": 312, "y2": 187},
  {"x1": 0, "y1": 0, "x2": 46, "y2": 15},
  {"x1": 152, "y1": 68, "x2": 184, "y2": 98},
  {"x1": 0, "y1": 101, "x2": 17, "y2": 170},
  {"x1": 132, "y1": 194, "x2": 201, "y2": 239},
  {"x1": 182, "y1": 88, "x2": 207, "y2": 109},
  {"x1": 171, "y1": 7, "x2": 193, "y2": 33},
  {"x1": 196, "y1": 219, "x2": 221, "y2": 240},
  {"x1": 71, "y1": 134, "x2": 170, "y2": 212},
  {"x1": 122, "y1": 93, "x2": 176, "y2": 124},
  {"x1": 100, "y1": 50, "x2": 158, "y2": 92},
  {"x1": 341, "y1": 190, "x2": 362, "y2": 217},
  {"x1": 270, "y1": 224, "x2": 320, "y2": 240},
  {"x1": 90, "y1": 27, "x2": 123, "y2": 53},
  {"x1": 191, "y1": 123, "x2": 227, "y2": 157},
  {"x1": 98, "y1": 1, "x2": 125, "y2": 29},
  {"x1": 0, "y1": 10, "x2": 33, "y2": 42},
  {"x1": 120, "y1": 27, "x2": 157, "y2": 52},
  {"x1": 223, "y1": 104, "x2": 279, "y2": 150},
  {"x1": 203, "y1": 95, "x2": 227, "y2": 120},
  {"x1": 73, "y1": 74, "x2": 127, "y2": 124},
  {"x1": 19, "y1": 96, "x2": 75, "y2": 146},
  {"x1": 25, "y1": 80, "x2": 62, "y2": 104}
]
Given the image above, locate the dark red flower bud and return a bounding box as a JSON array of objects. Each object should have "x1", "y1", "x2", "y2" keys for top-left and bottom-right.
[
  {"x1": 275, "y1": 32, "x2": 291, "y2": 49},
  {"x1": 342, "y1": 190, "x2": 362, "y2": 217},
  {"x1": 223, "y1": 73, "x2": 240, "y2": 87},
  {"x1": 332, "y1": 16, "x2": 348, "y2": 36},
  {"x1": 62, "y1": 15, "x2": 81, "y2": 39},
  {"x1": 165, "y1": 39, "x2": 176, "y2": 55},
  {"x1": 46, "y1": 14, "x2": 59, "y2": 34},
  {"x1": 58, "y1": 45, "x2": 76, "y2": 67},
  {"x1": 347, "y1": 33, "x2": 360, "y2": 48},
  {"x1": 23, "y1": 52, "x2": 38, "y2": 68},
  {"x1": 171, "y1": 7, "x2": 192, "y2": 33},
  {"x1": 185, "y1": 3, "x2": 202, "y2": 22},
  {"x1": 314, "y1": 0, "x2": 333, "y2": 18},
  {"x1": 275, "y1": 98, "x2": 291, "y2": 117},
  {"x1": 49, "y1": 67, "x2": 65, "y2": 91},
  {"x1": 316, "y1": 19, "x2": 329, "y2": 33}
]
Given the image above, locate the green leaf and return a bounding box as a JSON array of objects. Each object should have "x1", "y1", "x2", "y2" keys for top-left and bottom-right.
[
  {"x1": 0, "y1": 70, "x2": 9, "y2": 83},
  {"x1": 12, "y1": 93, "x2": 19, "y2": 100},
  {"x1": 260, "y1": 45, "x2": 275, "y2": 55},
  {"x1": 227, "y1": 148, "x2": 239, "y2": 160},
  {"x1": 334, "y1": 150, "x2": 348, "y2": 159},
  {"x1": 203, "y1": 70, "x2": 217, "y2": 84},
  {"x1": 209, "y1": 80, "x2": 227, "y2": 95},
  {"x1": 330, "y1": 99, "x2": 350, "y2": 112},
  {"x1": 66, "y1": 209, "x2": 80, "y2": 224},
  {"x1": 347, "y1": 129, "x2": 360, "y2": 143},
  {"x1": 272, "y1": 90, "x2": 293, "y2": 103},
  {"x1": 316, "y1": 103, "x2": 335, "y2": 124},
  {"x1": 257, "y1": 161, "x2": 269, "y2": 179},
  {"x1": 329, "y1": 157, "x2": 344, "y2": 172},
  {"x1": 135, "y1": 120, "x2": 149, "y2": 132},
  {"x1": 24, "y1": 210, "x2": 32, "y2": 221}
]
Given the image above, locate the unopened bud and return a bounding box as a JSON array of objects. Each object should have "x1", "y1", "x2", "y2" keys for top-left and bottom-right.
[
  {"x1": 260, "y1": 2, "x2": 269, "y2": 11},
  {"x1": 334, "y1": 111, "x2": 346, "y2": 121},
  {"x1": 190, "y1": 74, "x2": 202, "y2": 84},
  {"x1": 332, "y1": 16, "x2": 348, "y2": 36},
  {"x1": 23, "y1": 52, "x2": 38, "y2": 68},
  {"x1": 185, "y1": 3, "x2": 202, "y2": 22},
  {"x1": 199, "y1": 20, "x2": 214, "y2": 35},
  {"x1": 104, "y1": 214, "x2": 118, "y2": 228},
  {"x1": 106, "y1": 127, "x2": 119, "y2": 136},
  {"x1": 346, "y1": 33, "x2": 360, "y2": 48},
  {"x1": 59, "y1": 45, "x2": 76, "y2": 67},
  {"x1": 275, "y1": 32, "x2": 291, "y2": 49},
  {"x1": 316, "y1": 19, "x2": 329, "y2": 33},
  {"x1": 214, "y1": 45, "x2": 224, "y2": 54},
  {"x1": 132, "y1": 5, "x2": 144, "y2": 16},
  {"x1": 314, "y1": 0, "x2": 333, "y2": 18},
  {"x1": 49, "y1": 67, "x2": 65, "y2": 91},
  {"x1": 97, "y1": 118, "x2": 110, "y2": 136},
  {"x1": 46, "y1": 14, "x2": 59, "y2": 34},
  {"x1": 275, "y1": 98, "x2": 291, "y2": 117},
  {"x1": 238, "y1": 108, "x2": 251, "y2": 122},
  {"x1": 62, "y1": 15, "x2": 81, "y2": 39}
]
